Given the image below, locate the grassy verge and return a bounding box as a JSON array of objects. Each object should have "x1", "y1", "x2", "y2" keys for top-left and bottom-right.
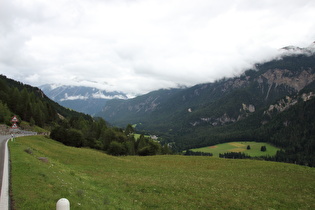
[
  {"x1": 19, "y1": 121, "x2": 49, "y2": 133},
  {"x1": 191, "y1": 141, "x2": 280, "y2": 157},
  {"x1": 9, "y1": 136, "x2": 315, "y2": 209}
]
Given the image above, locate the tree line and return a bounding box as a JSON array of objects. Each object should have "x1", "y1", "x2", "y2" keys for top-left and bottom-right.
[
  {"x1": 50, "y1": 119, "x2": 172, "y2": 156},
  {"x1": 219, "y1": 152, "x2": 251, "y2": 159},
  {"x1": 184, "y1": 149, "x2": 213, "y2": 156}
]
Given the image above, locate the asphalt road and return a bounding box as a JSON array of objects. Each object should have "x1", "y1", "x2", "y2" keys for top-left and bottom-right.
[
  {"x1": 0, "y1": 135, "x2": 10, "y2": 210},
  {"x1": 0, "y1": 135, "x2": 10, "y2": 192}
]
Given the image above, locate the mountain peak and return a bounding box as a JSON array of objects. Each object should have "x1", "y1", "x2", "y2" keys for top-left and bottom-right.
[
  {"x1": 280, "y1": 41, "x2": 315, "y2": 56},
  {"x1": 40, "y1": 84, "x2": 129, "y2": 115}
]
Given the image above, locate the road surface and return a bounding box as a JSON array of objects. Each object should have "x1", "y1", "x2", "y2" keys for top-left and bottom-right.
[{"x1": 0, "y1": 135, "x2": 10, "y2": 210}]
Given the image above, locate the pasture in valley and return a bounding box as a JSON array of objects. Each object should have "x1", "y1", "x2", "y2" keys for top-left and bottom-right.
[{"x1": 191, "y1": 141, "x2": 280, "y2": 157}]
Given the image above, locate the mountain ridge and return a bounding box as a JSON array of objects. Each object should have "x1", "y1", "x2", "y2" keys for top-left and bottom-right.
[
  {"x1": 98, "y1": 53, "x2": 315, "y2": 128},
  {"x1": 96, "y1": 44, "x2": 315, "y2": 166},
  {"x1": 40, "y1": 84, "x2": 128, "y2": 116}
]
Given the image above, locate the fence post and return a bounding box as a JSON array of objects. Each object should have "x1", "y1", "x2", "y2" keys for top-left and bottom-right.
[{"x1": 56, "y1": 198, "x2": 70, "y2": 210}]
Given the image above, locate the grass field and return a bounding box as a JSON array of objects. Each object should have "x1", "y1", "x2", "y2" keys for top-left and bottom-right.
[
  {"x1": 191, "y1": 141, "x2": 280, "y2": 157},
  {"x1": 133, "y1": 133, "x2": 150, "y2": 139},
  {"x1": 9, "y1": 136, "x2": 315, "y2": 209}
]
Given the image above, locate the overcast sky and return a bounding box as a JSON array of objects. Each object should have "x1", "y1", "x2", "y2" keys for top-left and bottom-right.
[{"x1": 1, "y1": 0, "x2": 315, "y2": 96}]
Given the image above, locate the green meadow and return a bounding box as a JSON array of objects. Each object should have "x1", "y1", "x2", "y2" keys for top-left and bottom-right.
[
  {"x1": 9, "y1": 136, "x2": 315, "y2": 209},
  {"x1": 191, "y1": 141, "x2": 280, "y2": 157},
  {"x1": 133, "y1": 133, "x2": 150, "y2": 139}
]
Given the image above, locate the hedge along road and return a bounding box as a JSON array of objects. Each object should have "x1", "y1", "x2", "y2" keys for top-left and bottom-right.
[{"x1": 0, "y1": 130, "x2": 37, "y2": 210}]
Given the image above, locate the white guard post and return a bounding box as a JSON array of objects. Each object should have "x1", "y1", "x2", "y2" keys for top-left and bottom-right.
[{"x1": 56, "y1": 198, "x2": 70, "y2": 210}]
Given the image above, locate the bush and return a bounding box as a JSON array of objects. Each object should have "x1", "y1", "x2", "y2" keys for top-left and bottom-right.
[
  {"x1": 66, "y1": 129, "x2": 84, "y2": 147},
  {"x1": 50, "y1": 127, "x2": 84, "y2": 147}
]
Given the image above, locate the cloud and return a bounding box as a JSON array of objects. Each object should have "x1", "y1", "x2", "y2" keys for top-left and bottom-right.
[
  {"x1": 1, "y1": 0, "x2": 315, "y2": 96},
  {"x1": 60, "y1": 93, "x2": 88, "y2": 101}
]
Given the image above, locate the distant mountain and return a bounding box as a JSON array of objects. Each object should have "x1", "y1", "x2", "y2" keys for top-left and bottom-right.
[
  {"x1": 40, "y1": 85, "x2": 128, "y2": 116},
  {"x1": 97, "y1": 42, "x2": 315, "y2": 166}
]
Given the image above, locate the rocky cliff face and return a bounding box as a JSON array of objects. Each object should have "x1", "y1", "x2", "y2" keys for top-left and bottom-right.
[
  {"x1": 189, "y1": 102, "x2": 257, "y2": 127},
  {"x1": 259, "y1": 69, "x2": 315, "y2": 92},
  {"x1": 264, "y1": 92, "x2": 315, "y2": 117}
]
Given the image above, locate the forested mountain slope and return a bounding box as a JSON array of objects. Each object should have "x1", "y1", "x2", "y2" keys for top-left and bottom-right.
[
  {"x1": 99, "y1": 53, "x2": 315, "y2": 132},
  {"x1": 98, "y1": 45, "x2": 315, "y2": 166},
  {"x1": 0, "y1": 75, "x2": 92, "y2": 127}
]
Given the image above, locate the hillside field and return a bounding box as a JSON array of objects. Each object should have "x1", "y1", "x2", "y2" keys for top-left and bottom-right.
[
  {"x1": 9, "y1": 136, "x2": 315, "y2": 209},
  {"x1": 191, "y1": 142, "x2": 280, "y2": 157}
]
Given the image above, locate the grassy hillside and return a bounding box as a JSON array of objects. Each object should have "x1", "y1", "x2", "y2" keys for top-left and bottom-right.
[
  {"x1": 191, "y1": 142, "x2": 280, "y2": 157},
  {"x1": 9, "y1": 136, "x2": 315, "y2": 209}
]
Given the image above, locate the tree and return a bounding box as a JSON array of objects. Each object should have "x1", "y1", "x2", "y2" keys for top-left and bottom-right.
[
  {"x1": 50, "y1": 126, "x2": 67, "y2": 143},
  {"x1": 66, "y1": 129, "x2": 85, "y2": 147},
  {"x1": 247, "y1": 145, "x2": 251, "y2": 150},
  {"x1": 8, "y1": 87, "x2": 20, "y2": 112},
  {"x1": 29, "y1": 117, "x2": 35, "y2": 126},
  {"x1": 138, "y1": 140, "x2": 161, "y2": 156},
  {"x1": 100, "y1": 129, "x2": 116, "y2": 151},
  {"x1": 0, "y1": 102, "x2": 11, "y2": 124},
  {"x1": 124, "y1": 141, "x2": 136, "y2": 155},
  {"x1": 261, "y1": 146, "x2": 267, "y2": 152},
  {"x1": 161, "y1": 144, "x2": 172, "y2": 154},
  {"x1": 108, "y1": 141, "x2": 127, "y2": 156},
  {"x1": 125, "y1": 124, "x2": 134, "y2": 136},
  {"x1": 137, "y1": 134, "x2": 147, "y2": 152},
  {"x1": 125, "y1": 136, "x2": 136, "y2": 155}
]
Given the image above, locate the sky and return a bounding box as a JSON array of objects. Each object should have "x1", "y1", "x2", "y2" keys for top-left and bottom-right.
[{"x1": 1, "y1": 0, "x2": 315, "y2": 96}]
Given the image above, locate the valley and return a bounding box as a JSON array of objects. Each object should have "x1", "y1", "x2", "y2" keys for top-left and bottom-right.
[
  {"x1": 0, "y1": 42, "x2": 315, "y2": 208},
  {"x1": 1, "y1": 1, "x2": 315, "y2": 208}
]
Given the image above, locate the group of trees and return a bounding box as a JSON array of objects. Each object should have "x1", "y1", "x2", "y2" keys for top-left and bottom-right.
[
  {"x1": 50, "y1": 118, "x2": 172, "y2": 156},
  {"x1": 184, "y1": 149, "x2": 213, "y2": 156},
  {"x1": 219, "y1": 152, "x2": 251, "y2": 159}
]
